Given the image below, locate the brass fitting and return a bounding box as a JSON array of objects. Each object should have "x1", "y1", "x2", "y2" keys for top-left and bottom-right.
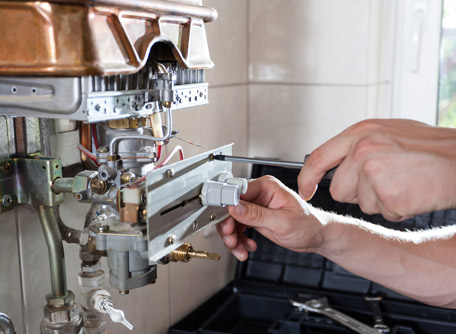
[
  {"x1": 90, "y1": 177, "x2": 107, "y2": 195},
  {"x1": 120, "y1": 172, "x2": 134, "y2": 184},
  {"x1": 169, "y1": 243, "x2": 221, "y2": 263},
  {"x1": 108, "y1": 118, "x2": 146, "y2": 129}
]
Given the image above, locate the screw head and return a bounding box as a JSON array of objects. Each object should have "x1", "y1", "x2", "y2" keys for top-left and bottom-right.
[
  {"x1": 98, "y1": 225, "x2": 109, "y2": 233},
  {"x1": 209, "y1": 212, "x2": 216, "y2": 221},
  {"x1": 165, "y1": 169, "x2": 175, "y2": 178},
  {"x1": 1, "y1": 162, "x2": 11, "y2": 175},
  {"x1": 2, "y1": 194, "x2": 12, "y2": 207},
  {"x1": 165, "y1": 236, "x2": 175, "y2": 247}
]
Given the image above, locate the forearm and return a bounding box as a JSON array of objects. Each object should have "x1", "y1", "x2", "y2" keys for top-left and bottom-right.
[{"x1": 309, "y1": 207, "x2": 456, "y2": 308}]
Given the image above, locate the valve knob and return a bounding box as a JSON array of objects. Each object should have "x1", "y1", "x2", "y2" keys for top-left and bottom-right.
[
  {"x1": 200, "y1": 180, "x2": 240, "y2": 207},
  {"x1": 92, "y1": 290, "x2": 134, "y2": 331}
]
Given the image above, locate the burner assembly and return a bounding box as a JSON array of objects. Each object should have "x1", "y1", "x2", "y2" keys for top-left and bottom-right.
[{"x1": 0, "y1": 1, "x2": 248, "y2": 333}]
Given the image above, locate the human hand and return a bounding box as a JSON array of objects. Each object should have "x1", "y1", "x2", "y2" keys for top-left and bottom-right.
[
  {"x1": 217, "y1": 176, "x2": 323, "y2": 261},
  {"x1": 298, "y1": 119, "x2": 456, "y2": 221}
]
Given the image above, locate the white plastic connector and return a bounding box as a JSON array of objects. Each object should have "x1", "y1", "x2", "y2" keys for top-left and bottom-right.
[{"x1": 201, "y1": 181, "x2": 240, "y2": 207}]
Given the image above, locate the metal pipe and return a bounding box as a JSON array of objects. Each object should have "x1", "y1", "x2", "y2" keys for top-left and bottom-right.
[
  {"x1": 52, "y1": 177, "x2": 74, "y2": 194},
  {"x1": 108, "y1": 108, "x2": 173, "y2": 157},
  {"x1": 37, "y1": 205, "x2": 68, "y2": 298}
]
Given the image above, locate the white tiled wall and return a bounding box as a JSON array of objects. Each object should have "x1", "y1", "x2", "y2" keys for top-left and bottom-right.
[
  {"x1": 248, "y1": 0, "x2": 394, "y2": 160},
  {"x1": 0, "y1": 1, "x2": 395, "y2": 333}
]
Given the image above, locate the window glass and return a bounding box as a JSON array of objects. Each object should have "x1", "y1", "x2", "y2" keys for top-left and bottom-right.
[{"x1": 438, "y1": 0, "x2": 456, "y2": 127}]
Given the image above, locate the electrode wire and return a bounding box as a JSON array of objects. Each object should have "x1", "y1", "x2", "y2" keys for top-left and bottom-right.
[
  {"x1": 128, "y1": 145, "x2": 184, "y2": 188},
  {"x1": 77, "y1": 144, "x2": 101, "y2": 166},
  {"x1": 155, "y1": 145, "x2": 184, "y2": 168},
  {"x1": 109, "y1": 107, "x2": 173, "y2": 156},
  {"x1": 91, "y1": 124, "x2": 99, "y2": 150}
]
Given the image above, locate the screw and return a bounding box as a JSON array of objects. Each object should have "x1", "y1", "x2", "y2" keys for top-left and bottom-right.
[
  {"x1": 165, "y1": 169, "x2": 174, "y2": 178},
  {"x1": 209, "y1": 212, "x2": 216, "y2": 221},
  {"x1": 208, "y1": 154, "x2": 215, "y2": 161},
  {"x1": 165, "y1": 236, "x2": 175, "y2": 246},
  {"x1": 98, "y1": 225, "x2": 109, "y2": 233},
  {"x1": 1, "y1": 162, "x2": 11, "y2": 174},
  {"x1": 2, "y1": 195, "x2": 12, "y2": 207},
  {"x1": 75, "y1": 193, "x2": 83, "y2": 201}
]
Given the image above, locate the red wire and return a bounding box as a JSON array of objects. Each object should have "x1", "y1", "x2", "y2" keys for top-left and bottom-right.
[
  {"x1": 91, "y1": 124, "x2": 99, "y2": 150},
  {"x1": 156, "y1": 145, "x2": 162, "y2": 161}
]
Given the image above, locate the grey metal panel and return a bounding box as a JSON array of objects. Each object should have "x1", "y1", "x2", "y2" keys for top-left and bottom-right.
[
  {"x1": 0, "y1": 77, "x2": 83, "y2": 118},
  {"x1": 146, "y1": 144, "x2": 233, "y2": 263}
]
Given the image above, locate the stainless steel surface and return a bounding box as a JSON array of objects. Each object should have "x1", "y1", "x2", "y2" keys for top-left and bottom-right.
[
  {"x1": 214, "y1": 154, "x2": 337, "y2": 179},
  {"x1": 291, "y1": 298, "x2": 380, "y2": 334},
  {"x1": 37, "y1": 206, "x2": 68, "y2": 298},
  {"x1": 0, "y1": 71, "x2": 209, "y2": 122}
]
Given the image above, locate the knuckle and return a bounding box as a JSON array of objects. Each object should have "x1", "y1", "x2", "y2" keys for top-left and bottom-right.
[
  {"x1": 350, "y1": 119, "x2": 382, "y2": 134},
  {"x1": 361, "y1": 158, "x2": 383, "y2": 177},
  {"x1": 307, "y1": 146, "x2": 325, "y2": 169},
  {"x1": 329, "y1": 182, "x2": 343, "y2": 202},
  {"x1": 352, "y1": 138, "x2": 378, "y2": 161},
  {"x1": 246, "y1": 204, "x2": 264, "y2": 223}
]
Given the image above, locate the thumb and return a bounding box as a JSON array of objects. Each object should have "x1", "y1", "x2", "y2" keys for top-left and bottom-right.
[{"x1": 228, "y1": 200, "x2": 274, "y2": 229}]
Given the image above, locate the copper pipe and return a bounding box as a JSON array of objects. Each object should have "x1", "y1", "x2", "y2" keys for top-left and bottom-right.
[
  {"x1": 32, "y1": 0, "x2": 218, "y2": 22},
  {"x1": 79, "y1": 122, "x2": 95, "y2": 169}
]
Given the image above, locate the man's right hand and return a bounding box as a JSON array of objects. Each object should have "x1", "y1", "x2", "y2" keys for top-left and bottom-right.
[{"x1": 298, "y1": 119, "x2": 456, "y2": 221}]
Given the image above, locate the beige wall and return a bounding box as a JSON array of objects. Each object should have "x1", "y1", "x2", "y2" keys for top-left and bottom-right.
[{"x1": 0, "y1": 1, "x2": 393, "y2": 333}]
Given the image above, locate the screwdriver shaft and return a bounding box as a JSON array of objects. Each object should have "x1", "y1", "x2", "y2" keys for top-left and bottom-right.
[{"x1": 214, "y1": 154, "x2": 336, "y2": 180}]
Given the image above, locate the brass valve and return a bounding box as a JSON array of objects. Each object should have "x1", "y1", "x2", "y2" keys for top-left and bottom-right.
[{"x1": 169, "y1": 243, "x2": 221, "y2": 263}]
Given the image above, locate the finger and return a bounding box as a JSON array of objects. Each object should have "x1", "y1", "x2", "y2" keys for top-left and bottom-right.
[
  {"x1": 240, "y1": 176, "x2": 280, "y2": 207},
  {"x1": 228, "y1": 199, "x2": 278, "y2": 230},
  {"x1": 356, "y1": 173, "x2": 380, "y2": 215},
  {"x1": 217, "y1": 216, "x2": 236, "y2": 237},
  {"x1": 238, "y1": 233, "x2": 257, "y2": 253},
  {"x1": 298, "y1": 133, "x2": 354, "y2": 199},
  {"x1": 231, "y1": 243, "x2": 249, "y2": 261},
  {"x1": 328, "y1": 157, "x2": 360, "y2": 204}
]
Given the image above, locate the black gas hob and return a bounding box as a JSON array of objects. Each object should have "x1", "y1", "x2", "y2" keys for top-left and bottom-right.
[{"x1": 169, "y1": 165, "x2": 456, "y2": 334}]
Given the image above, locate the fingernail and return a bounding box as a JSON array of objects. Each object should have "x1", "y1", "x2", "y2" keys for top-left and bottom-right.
[
  {"x1": 223, "y1": 236, "x2": 232, "y2": 248},
  {"x1": 232, "y1": 249, "x2": 245, "y2": 261},
  {"x1": 231, "y1": 202, "x2": 244, "y2": 216}
]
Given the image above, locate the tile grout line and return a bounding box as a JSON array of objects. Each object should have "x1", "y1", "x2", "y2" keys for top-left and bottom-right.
[
  {"x1": 211, "y1": 82, "x2": 390, "y2": 89},
  {"x1": 366, "y1": 0, "x2": 372, "y2": 118},
  {"x1": 246, "y1": 0, "x2": 250, "y2": 159},
  {"x1": 167, "y1": 264, "x2": 172, "y2": 329},
  {"x1": 14, "y1": 207, "x2": 28, "y2": 334}
]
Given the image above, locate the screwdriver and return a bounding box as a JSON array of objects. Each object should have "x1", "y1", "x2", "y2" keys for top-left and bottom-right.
[{"x1": 213, "y1": 154, "x2": 336, "y2": 180}]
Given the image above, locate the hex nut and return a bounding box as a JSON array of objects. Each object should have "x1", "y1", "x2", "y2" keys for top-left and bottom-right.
[
  {"x1": 42, "y1": 303, "x2": 82, "y2": 328},
  {"x1": 45, "y1": 291, "x2": 75, "y2": 308}
]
